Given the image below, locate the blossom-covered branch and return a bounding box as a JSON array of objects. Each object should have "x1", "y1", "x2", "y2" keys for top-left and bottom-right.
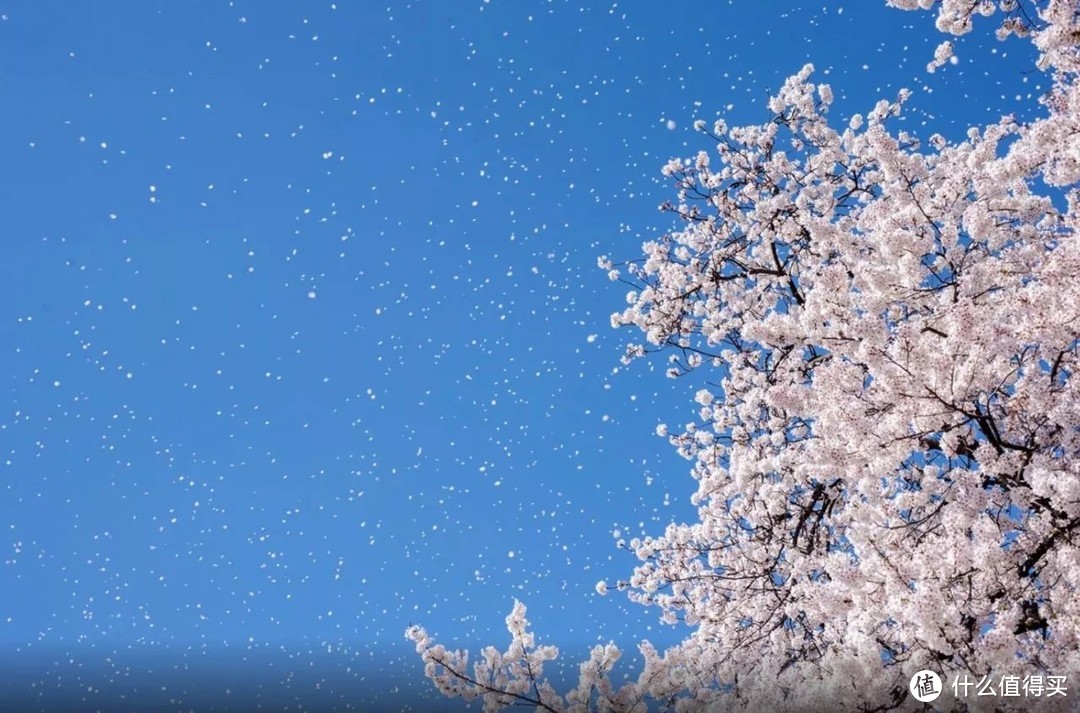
[{"x1": 410, "y1": 1, "x2": 1080, "y2": 710}]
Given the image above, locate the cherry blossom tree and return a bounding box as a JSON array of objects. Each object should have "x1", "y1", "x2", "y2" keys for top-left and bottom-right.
[{"x1": 408, "y1": 2, "x2": 1080, "y2": 710}]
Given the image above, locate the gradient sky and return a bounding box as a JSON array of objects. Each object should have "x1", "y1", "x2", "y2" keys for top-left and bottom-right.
[{"x1": 0, "y1": 1, "x2": 1043, "y2": 710}]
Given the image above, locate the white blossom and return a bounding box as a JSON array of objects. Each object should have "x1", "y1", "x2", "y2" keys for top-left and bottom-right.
[{"x1": 409, "y1": 3, "x2": 1080, "y2": 710}]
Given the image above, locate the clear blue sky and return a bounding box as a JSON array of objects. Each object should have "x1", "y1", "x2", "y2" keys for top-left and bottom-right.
[{"x1": 0, "y1": 1, "x2": 1040, "y2": 710}]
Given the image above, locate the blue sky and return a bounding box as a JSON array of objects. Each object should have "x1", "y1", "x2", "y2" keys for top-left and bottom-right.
[{"x1": 0, "y1": 1, "x2": 1042, "y2": 710}]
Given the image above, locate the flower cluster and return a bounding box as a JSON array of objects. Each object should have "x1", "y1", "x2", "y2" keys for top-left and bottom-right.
[{"x1": 410, "y1": 2, "x2": 1080, "y2": 710}]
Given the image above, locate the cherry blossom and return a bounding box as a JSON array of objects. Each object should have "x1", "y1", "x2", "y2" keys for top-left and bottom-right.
[{"x1": 409, "y1": 2, "x2": 1079, "y2": 710}]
